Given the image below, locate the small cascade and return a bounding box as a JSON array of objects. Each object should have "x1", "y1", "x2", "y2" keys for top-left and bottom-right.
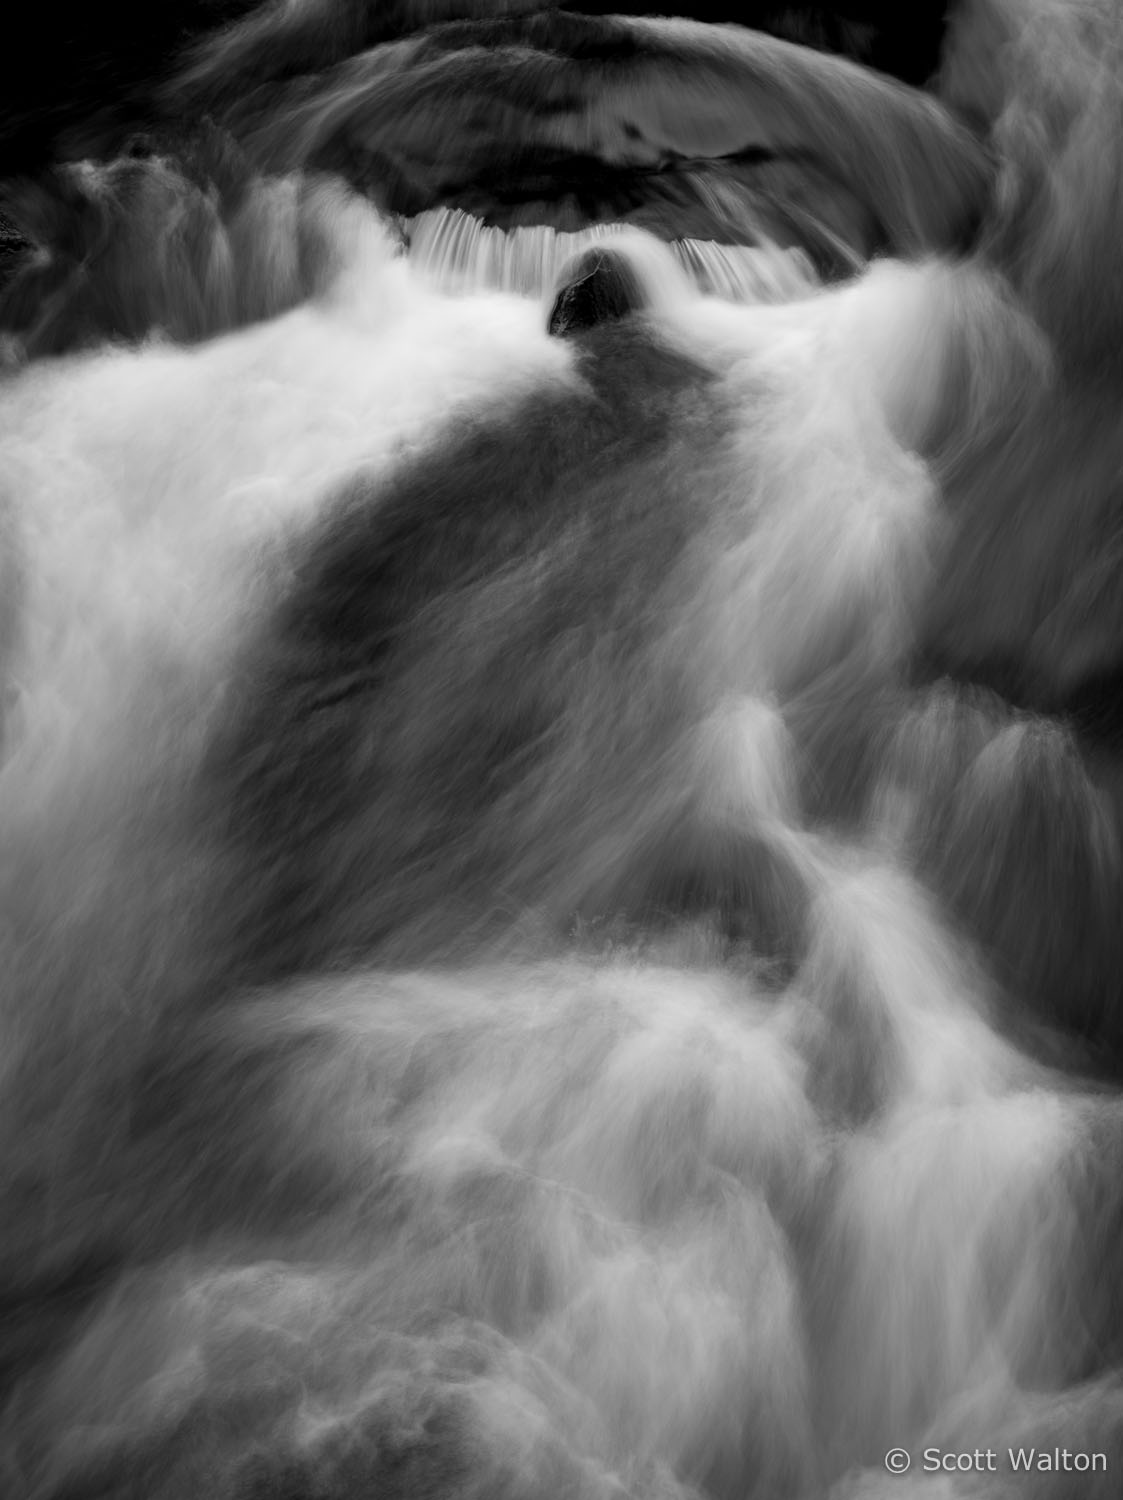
[{"x1": 406, "y1": 206, "x2": 822, "y2": 303}]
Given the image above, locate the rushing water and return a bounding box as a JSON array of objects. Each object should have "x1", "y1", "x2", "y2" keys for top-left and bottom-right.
[
  {"x1": 1, "y1": 5, "x2": 1123, "y2": 1499},
  {"x1": 407, "y1": 207, "x2": 821, "y2": 301}
]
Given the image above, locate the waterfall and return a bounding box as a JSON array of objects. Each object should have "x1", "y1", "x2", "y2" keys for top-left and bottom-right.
[
  {"x1": 407, "y1": 206, "x2": 821, "y2": 302},
  {"x1": 1, "y1": 5, "x2": 1122, "y2": 1499}
]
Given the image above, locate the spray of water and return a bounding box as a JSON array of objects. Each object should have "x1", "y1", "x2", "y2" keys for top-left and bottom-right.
[{"x1": 1, "y1": 4, "x2": 1122, "y2": 1499}]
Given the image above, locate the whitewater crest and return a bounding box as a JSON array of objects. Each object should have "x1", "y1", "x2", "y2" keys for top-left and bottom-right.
[{"x1": 1, "y1": 3, "x2": 1123, "y2": 1498}]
